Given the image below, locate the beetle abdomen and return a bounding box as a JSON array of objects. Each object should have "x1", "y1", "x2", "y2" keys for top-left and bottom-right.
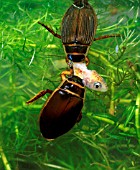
[
  {"x1": 39, "y1": 90, "x2": 83, "y2": 139},
  {"x1": 61, "y1": 1, "x2": 97, "y2": 45}
]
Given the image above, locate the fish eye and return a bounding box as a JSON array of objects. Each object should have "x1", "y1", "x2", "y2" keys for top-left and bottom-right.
[{"x1": 94, "y1": 82, "x2": 102, "y2": 89}]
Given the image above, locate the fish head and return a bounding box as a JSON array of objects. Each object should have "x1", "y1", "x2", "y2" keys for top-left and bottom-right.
[{"x1": 82, "y1": 70, "x2": 108, "y2": 92}]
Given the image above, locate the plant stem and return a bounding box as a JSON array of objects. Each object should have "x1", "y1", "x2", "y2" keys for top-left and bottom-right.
[
  {"x1": 0, "y1": 146, "x2": 11, "y2": 170},
  {"x1": 92, "y1": 115, "x2": 136, "y2": 135},
  {"x1": 89, "y1": 50, "x2": 124, "y2": 73},
  {"x1": 109, "y1": 73, "x2": 115, "y2": 115},
  {"x1": 135, "y1": 93, "x2": 140, "y2": 143}
]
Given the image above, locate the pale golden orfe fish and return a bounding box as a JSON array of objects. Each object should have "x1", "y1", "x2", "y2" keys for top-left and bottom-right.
[{"x1": 73, "y1": 63, "x2": 108, "y2": 92}]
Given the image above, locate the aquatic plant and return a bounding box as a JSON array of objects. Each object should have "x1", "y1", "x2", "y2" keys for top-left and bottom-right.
[{"x1": 0, "y1": 0, "x2": 139, "y2": 169}]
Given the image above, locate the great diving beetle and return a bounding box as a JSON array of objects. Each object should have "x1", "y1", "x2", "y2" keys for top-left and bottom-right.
[
  {"x1": 38, "y1": 0, "x2": 119, "y2": 67},
  {"x1": 26, "y1": 0, "x2": 112, "y2": 140},
  {"x1": 26, "y1": 71, "x2": 85, "y2": 140}
]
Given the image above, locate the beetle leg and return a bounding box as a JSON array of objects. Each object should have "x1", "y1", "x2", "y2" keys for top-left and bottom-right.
[
  {"x1": 38, "y1": 22, "x2": 61, "y2": 39},
  {"x1": 93, "y1": 34, "x2": 120, "y2": 41},
  {"x1": 77, "y1": 112, "x2": 82, "y2": 122},
  {"x1": 38, "y1": 21, "x2": 120, "y2": 41},
  {"x1": 26, "y1": 89, "x2": 53, "y2": 104},
  {"x1": 65, "y1": 56, "x2": 69, "y2": 65},
  {"x1": 61, "y1": 69, "x2": 73, "y2": 81},
  {"x1": 85, "y1": 57, "x2": 89, "y2": 66}
]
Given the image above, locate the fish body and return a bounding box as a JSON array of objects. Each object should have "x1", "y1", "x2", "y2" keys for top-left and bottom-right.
[{"x1": 73, "y1": 63, "x2": 108, "y2": 92}]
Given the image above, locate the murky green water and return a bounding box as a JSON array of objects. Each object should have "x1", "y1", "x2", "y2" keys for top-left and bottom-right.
[{"x1": 0, "y1": 0, "x2": 140, "y2": 169}]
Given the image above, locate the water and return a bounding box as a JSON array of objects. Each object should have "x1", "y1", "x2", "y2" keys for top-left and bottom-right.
[{"x1": 0, "y1": 0, "x2": 140, "y2": 169}]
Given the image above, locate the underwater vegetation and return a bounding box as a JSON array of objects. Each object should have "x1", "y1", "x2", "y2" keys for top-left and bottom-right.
[{"x1": 0, "y1": 0, "x2": 140, "y2": 169}]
